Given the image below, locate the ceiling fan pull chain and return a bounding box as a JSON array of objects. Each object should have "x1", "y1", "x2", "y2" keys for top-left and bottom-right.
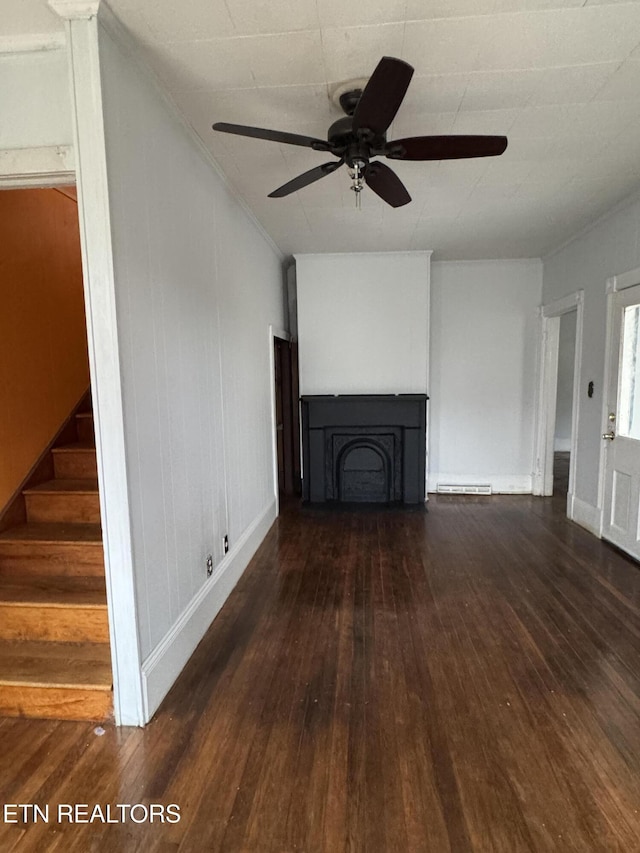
[{"x1": 350, "y1": 160, "x2": 365, "y2": 208}]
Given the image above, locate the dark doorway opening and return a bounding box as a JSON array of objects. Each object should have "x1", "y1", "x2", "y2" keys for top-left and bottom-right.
[
  {"x1": 552, "y1": 309, "x2": 577, "y2": 503},
  {"x1": 273, "y1": 337, "x2": 301, "y2": 497},
  {"x1": 553, "y1": 452, "x2": 570, "y2": 499}
]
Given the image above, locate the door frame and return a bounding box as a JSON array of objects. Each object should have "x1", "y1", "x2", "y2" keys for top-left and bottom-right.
[
  {"x1": 598, "y1": 266, "x2": 640, "y2": 531},
  {"x1": 1, "y1": 9, "x2": 146, "y2": 726},
  {"x1": 533, "y1": 289, "x2": 584, "y2": 515},
  {"x1": 0, "y1": 157, "x2": 144, "y2": 725},
  {"x1": 269, "y1": 325, "x2": 291, "y2": 517}
]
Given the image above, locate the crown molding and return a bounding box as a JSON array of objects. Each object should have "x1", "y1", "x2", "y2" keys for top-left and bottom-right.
[
  {"x1": 48, "y1": 0, "x2": 100, "y2": 20},
  {"x1": 294, "y1": 250, "x2": 434, "y2": 259},
  {"x1": 544, "y1": 183, "x2": 640, "y2": 263}
]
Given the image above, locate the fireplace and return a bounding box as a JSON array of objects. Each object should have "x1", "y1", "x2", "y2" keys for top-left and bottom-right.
[{"x1": 301, "y1": 395, "x2": 427, "y2": 505}]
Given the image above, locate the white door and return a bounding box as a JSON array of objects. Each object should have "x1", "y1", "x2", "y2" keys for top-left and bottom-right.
[{"x1": 602, "y1": 283, "x2": 640, "y2": 558}]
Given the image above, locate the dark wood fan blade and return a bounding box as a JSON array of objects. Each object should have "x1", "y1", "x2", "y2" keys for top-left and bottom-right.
[
  {"x1": 352, "y1": 57, "x2": 414, "y2": 136},
  {"x1": 268, "y1": 161, "x2": 343, "y2": 198},
  {"x1": 213, "y1": 122, "x2": 332, "y2": 152},
  {"x1": 365, "y1": 162, "x2": 411, "y2": 207},
  {"x1": 386, "y1": 135, "x2": 508, "y2": 160}
]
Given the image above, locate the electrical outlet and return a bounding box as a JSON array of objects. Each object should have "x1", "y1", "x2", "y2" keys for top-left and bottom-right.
[
  {"x1": 206, "y1": 554, "x2": 213, "y2": 577},
  {"x1": 223, "y1": 534, "x2": 229, "y2": 554}
]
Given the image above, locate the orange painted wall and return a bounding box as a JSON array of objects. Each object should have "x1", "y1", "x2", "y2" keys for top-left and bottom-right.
[{"x1": 0, "y1": 188, "x2": 89, "y2": 511}]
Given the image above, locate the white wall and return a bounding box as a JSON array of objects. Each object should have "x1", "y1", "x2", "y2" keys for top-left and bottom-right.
[
  {"x1": 0, "y1": 48, "x2": 72, "y2": 150},
  {"x1": 296, "y1": 252, "x2": 431, "y2": 395},
  {"x1": 0, "y1": 47, "x2": 74, "y2": 181},
  {"x1": 554, "y1": 310, "x2": 577, "y2": 451},
  {"x1": 429, "y1": 260, "x2": 542, "y2": 493},
  {"x1": 98, "y1": 22, "x2": 284, "y2": 720},
  {"x1": 543, "y1": 192, "x2": 640, "y2": 528}
]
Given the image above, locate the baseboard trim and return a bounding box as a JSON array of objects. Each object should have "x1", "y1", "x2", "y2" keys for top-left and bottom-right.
[
  {"x1": 427, "y1": 473, "x2": 532, "y2": 494},
  {"x1": 568, "y1": 493, "x2": 602, "y2": 537},
  {"x1": 141, "y1": 500, "x2": 277, "y2": 722}
]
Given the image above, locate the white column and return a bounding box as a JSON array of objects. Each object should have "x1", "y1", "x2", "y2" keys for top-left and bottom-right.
[{"x1": 49, "y1": 0, "x2": 144, "y2": 726}]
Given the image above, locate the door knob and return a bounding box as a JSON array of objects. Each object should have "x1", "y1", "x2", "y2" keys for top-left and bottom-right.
[{"x1": 602, "y1": 431, "x2": 616, "y2": 440}]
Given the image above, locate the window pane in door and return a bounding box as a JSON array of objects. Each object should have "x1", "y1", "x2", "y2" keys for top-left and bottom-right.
[{"x1": 618, "y1": 304, "x2": 640, "y2": 439}]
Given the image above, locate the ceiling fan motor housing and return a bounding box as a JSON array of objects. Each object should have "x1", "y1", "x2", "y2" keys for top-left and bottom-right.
[{"x1": 327, "y1": 116, "x2": 388, "y2": 168}]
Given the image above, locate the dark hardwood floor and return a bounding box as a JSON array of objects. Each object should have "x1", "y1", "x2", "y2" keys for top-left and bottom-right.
[
  {"x1": 553, "y1": 451, "x2": 570, "y2": 499},
  {"x1": 3, "y1": 492, "x2": 640, "y2": 851}
]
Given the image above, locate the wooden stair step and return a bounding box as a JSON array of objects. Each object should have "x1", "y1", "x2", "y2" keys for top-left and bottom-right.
[
  {"x1": 0, "y1": 639, "x2": 112, "y2": 721},
  {"x1": 0, "y1": 574, "x2": 106, "y2": 604},
  {"x1": 0, "y1": 523, "x2": 104, "y2": 576},
  {"x1": 75, "y1": 411, "x2": 94, "y2": 443},
  {"x1": 0, "y1": 393, "x2": 110, "y2": 723},
  {"x1": 23, "y1": 479, "x2": 100, "y2": 524},
  {"x1": 0, "y1": 639, "x2": 111, "y2": 686},
  {"x1": 0, "y1": 576, "x2": 108, "y2": 643},
  {"x1": 23, "y1": 478, "x2": 99, "y2": 494},
  {"x1": 52, "y1": 442, "x2": 97, "y2": 479}
]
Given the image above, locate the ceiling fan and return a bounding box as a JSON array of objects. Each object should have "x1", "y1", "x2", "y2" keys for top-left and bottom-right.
[{"x1": 212, "y1": 56, "x2": 508, "y2": 208}]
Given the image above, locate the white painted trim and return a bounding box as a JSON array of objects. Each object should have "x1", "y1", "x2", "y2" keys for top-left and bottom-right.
[
  {"x1": 608, "y1": 266, "x2": 640, "y2": 294},
  {"x1": 62, "y1": 13, "x2": 144, "y2": 726},
  {"x1": 0, "y1": 34, "x2": 66, "y2": 53},
  {"x1": 0, "y1": 146, "x2": 74, "y2": 185},
  {"x1": 48, "y1": 0, "x2": 100, "y2": 19},
  {"x1": 533, "y1": 315, "x2": 559, "y2": 495},
  {"x1": 533, "y1": 291, "x2": 584, "y2": 507},
  {"x1": 569, "y1": 494, "x2": 602, "y2": 538},
  {"x1": 95, "y1": 1, "x2": 284, "y2": 263},
  {"x1": 427, "y1": 473, "x2": 532, "y2": 494},
  {"x1": 541, "y1": 289, "x2": 584, "y2": 319},
  {"x1": 141, "y1": 500, "x2": 277, "y2": 722},
  {"x1": 269, "y1": 326, "x2": 290, "y2": 518},
  {"x1": 294, "y1": 250, "x2": 434, "y2": 259},
  {"x1": 598, "y1": 285, "x2": 616, "y2": 520},
  {"x1": 567, "y1": 304, "x2": 583, "y2": 510}
]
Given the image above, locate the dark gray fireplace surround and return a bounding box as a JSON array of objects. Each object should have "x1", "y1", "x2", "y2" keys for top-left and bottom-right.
[{"x1": 301, "y1": 394, "x2": 427, "y2": 505}]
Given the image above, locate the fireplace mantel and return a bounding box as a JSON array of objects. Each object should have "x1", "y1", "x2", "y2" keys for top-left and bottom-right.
[{"x1": 301, "y1": 394, "x2": 427, "y2": 505}]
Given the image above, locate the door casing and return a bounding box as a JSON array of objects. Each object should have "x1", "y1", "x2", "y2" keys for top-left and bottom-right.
[
  {"x1": 534, "y1": 290, "x2": 584, "y2": 518},
  {"x1": 599, "y1": 268, "x2": 640, "y2": 555}
]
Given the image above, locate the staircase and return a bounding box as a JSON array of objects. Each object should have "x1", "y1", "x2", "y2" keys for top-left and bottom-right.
[{"x1": 0, "y1": 401, "x2": 112, "y2": 721}]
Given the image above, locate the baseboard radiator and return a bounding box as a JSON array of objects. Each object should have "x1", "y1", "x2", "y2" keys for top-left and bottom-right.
[{"x1": 436, "y1": 484, "x2": 492, "y2": 495}]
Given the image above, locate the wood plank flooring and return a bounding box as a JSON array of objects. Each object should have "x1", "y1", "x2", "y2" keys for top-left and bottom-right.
[{"x1": 3, "y1": 494, "x2": 640, "y2": 851}]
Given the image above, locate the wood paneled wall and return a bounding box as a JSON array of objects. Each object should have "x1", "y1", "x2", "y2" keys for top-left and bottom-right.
[
  {"x1": 0, "y1": 188, "x2": 89, "y2": 511},
  {"x1": 98, "y1": 25, "x2": 285, "y2": 674}
]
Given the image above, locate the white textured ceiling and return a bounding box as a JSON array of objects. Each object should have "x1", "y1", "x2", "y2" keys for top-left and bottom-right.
[{"x1": 9, "y1": 1, "x2": 640, "y2": 258}]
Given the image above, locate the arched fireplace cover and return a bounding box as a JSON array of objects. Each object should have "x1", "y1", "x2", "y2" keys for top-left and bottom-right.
[
  {"x1": 338, "y1": 440, "x2": 391, "y2": 503},
  {"x1": 301, "y1": 395, "x2": 427, "y2": 505}
]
